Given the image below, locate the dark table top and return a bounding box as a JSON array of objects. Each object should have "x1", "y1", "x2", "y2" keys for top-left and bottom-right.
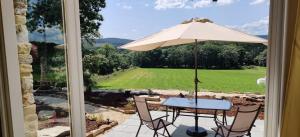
[{"x1": 162, "y1": 97, "x2": 232, "y2": 110}]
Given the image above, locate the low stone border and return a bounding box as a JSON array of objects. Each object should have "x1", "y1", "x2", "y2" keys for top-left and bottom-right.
[
  {"x1": 86, "y1": 121, "x2": 118, "y2": 137},
  {"x1": 109, "y1": 107, "x2": 136, "y2": 114},
  {"x1": 85, "y1": 101, "x2": 136, "y2": 114}
]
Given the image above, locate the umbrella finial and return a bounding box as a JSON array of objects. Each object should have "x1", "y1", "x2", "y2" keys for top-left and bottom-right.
[{"x1": 182, "y1": 18, "x2": 213, "y2": 24}]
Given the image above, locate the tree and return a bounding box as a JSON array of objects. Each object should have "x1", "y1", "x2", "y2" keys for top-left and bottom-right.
[
  {"x1": 82, "y1": 53, "x2": 108, "y2": 91},
  {"x1": 28, "y1": 0, "x2": 106, "y2": 90},
  {"x1": 79, "y1": 0, "x2": 106, "y2": 40},
  {"x1": 255, "y1": 49, "x2": 267, "y2": 66},
  {"x1": 200, "y1": 43, "x2": 222, "y2": 69},
  {"x1": 27, "y1": 0, "x2": 63, "y2": 83},
  {"x1": 218, "y1": 44, "x2": 241, "y2": 69}
]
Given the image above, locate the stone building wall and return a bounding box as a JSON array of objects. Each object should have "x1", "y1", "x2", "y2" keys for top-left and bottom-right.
[{"x1": 14, "y1": 0, "x2": 38, "y2": 137}]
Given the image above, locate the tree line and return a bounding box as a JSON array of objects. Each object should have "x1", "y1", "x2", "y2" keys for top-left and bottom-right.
[
  {"x1": 82, "y1": 42, "x2": 267, "y2": 77},
  {"x1": 132, "y1": 42, "x2": 267, "y2": 69}
]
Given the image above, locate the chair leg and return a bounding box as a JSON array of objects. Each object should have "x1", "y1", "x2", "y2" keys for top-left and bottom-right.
[
  {"x1": 136, "y1": 123, "x2": 142, "y2": 137},
  {"x1": 153, "y1": 130, "x2": 158, "y2": 137},
  {"x1": 162, "y1": 128, "x2": 166, "y2": 135},
  {"x1": 164, "y1": 126, "x2": 171, "y2": 137},
  {"x1": 214, "y1": 127, "x2": 219, "y2": 137},
  {"x1": 161, "y1": 121, "x2": 171, "y2": 137}
]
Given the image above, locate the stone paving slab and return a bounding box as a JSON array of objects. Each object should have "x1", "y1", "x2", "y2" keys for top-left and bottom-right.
[{"x1": 102, "y1": 111, "x2": 264, "y2": 137}]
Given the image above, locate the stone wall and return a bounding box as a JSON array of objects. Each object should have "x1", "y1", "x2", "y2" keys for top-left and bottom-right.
[{"x1": 14, "y1": 0, "x2": 38, "y2": 137}]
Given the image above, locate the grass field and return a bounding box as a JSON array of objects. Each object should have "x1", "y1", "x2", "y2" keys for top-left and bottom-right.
[{"x1": 97, "y1": 67, "x2": 266, "y2": 94}]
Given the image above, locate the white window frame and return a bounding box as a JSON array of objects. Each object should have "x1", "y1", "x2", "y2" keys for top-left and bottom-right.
[{"x1": 0, "y1": 0, "x2": 290, "y2": 137}]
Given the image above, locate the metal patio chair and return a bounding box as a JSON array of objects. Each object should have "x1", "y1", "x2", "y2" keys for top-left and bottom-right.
[
  {"x1": 212, "y1": 104, "x2": 262, "y2": 137},
  {"x1": 133, "y1": 96, "x2": 172, "y2": 137}
]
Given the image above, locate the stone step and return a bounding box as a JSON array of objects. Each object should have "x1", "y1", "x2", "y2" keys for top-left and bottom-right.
[{"x1": 139, "y1": 95, "x2": 161, "y2": 102}]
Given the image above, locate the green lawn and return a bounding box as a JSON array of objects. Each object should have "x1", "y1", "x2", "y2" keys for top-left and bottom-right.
[{"x1": 97, "y1": 67, "x2": 266, "y2": 94}]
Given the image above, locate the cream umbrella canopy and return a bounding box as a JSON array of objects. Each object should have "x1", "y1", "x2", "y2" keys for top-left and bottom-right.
[
  {"x1": 120, "y1": 18, "x2": 267, "y2": 137},
  {"x1": 121, "y1": 19, "x2": 267, "y2": 51}
]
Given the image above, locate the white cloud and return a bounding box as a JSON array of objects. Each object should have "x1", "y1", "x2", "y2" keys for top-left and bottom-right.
[
  {"x1": 122, "y1": 5, "x2": 133, "y2": 10},
  {"x1": 155, "y1": 0, "x2": 188, "y2": 9},
  {"x1": 154, "y1": 0, "x2": 236, "y2": 10},
  {"x1": 217, "y1": 0, "x2": 236, "y2": 6},
  {"x1": 116, "y1": 3, "x2": 133, "y2": 10},
  {"x1": 192, "y1": 0, "x2": 211, "y2": 8},
  {"x1": 145, "y1": 3, "x2": 150, "y2": 7},
  {"x1": 250, "y1": 0, "x2": 265, "y2": 5},
  {"x1": 228, "y1": 16, "x2": 269, "y2": 35}
]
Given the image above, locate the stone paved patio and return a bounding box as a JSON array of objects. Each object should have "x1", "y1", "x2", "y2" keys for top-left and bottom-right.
[{"x1": 102, "y1": 111, "x2": 264, "y2": 137}]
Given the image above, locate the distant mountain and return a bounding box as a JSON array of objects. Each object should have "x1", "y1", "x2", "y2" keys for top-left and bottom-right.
[
  {"x1": 257, "y1": 35, "x2": 268, "y2": 39},
  {"x1": 95, "y1": 38, "x2": 134, "y2": 47}
]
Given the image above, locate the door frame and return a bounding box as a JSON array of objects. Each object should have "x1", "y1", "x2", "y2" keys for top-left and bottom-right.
[
  {"x1": 0, "y1": 0, "x2": 25, "y2": 137},
  {"x1": 64, "y1": 0, "x2": 86, "y2": 136},
  {"x1": 266, "y1": 0, "x2": 288, "y2": 136}
]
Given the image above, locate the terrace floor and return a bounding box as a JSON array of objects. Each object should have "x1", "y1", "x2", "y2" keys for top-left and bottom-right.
[{"x1": 102, "y1": 111, "x2": 264, "y2": 137}]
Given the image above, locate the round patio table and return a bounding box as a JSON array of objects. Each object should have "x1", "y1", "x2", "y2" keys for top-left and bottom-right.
[{"x1": 162, "y1": 97, "x2": 232, "y2": 137}]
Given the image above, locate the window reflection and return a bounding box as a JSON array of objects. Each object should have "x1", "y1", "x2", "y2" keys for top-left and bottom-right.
[{"x1": 14, "y1": 0, "x2": 70, "y2": 136}]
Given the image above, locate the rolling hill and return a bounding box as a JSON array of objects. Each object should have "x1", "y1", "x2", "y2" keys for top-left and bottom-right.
[{"x1": 96, "y1": 38, "x2": 134, "y2": 47}]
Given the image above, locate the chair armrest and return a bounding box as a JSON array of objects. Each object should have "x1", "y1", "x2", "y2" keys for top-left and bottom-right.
[
  {"x1": 153, "y1": 115, "x2": 170, "y2": 121},
  {"x1": 214, "y1": 119, "x2": 230, "y2": 131}
]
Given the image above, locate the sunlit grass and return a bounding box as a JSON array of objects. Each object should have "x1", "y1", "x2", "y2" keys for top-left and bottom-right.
[{"x1": 97, "y1": 67, "x2": 266, "y2": 94}]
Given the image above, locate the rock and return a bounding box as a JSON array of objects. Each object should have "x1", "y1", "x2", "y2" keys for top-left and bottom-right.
[
  {"x1": 246, "y1": 98, "x2": 257, "y2": 102},
  {"x1": 234, "y1": 96, "x2": 240, "y2": 98},
  {"x1": 100, "y1": 124, "x2": 112, "y2": 131},
  {"x1": 92, "y1": 128, "x2": 104, "y2": 136},
  {"x1": 23, "y1": 92, "x2": 35, "y2": 106},
  {"x1": 110, "y1": 121, "x2": 118, "y2": 126},
  {"x1": 18, "y1": 54, "x2": 33, "y2": 64},
  {"x1": 38, "y1": 110, "x2": 56, "y2": 121},
  {"x1": 18, "y1": 43, "x2": 32, "y2": 54},
  {"x1": 24, "y1": 114, "x2": 38, "y2": 123},
  {"x1": 21, "y1": 75, "x2": 33, "y2": 92},
  {"x1": 25, "y1": 130, "x2": 37, "y2": 137},
  {"x1": 139, "y1": 95, "x2": 160, "y2": 101},
  {"x1": 20, "y1": 64, "x2": 33, "y2": 74},
  {"x1": 86, "y1": 132, "x2": 93, "y2": 137},
  {"x1": 16, "y1": 26, "x2": 29, "y2": 42},
  {"x1": 15, "y1": 15, "x2": 26, "y2": 25},
  {"x1": 16, "y1": 24, "x2": 23, "y2": 33},
  {"x1": 14, "y1": 1, "x2": 27, "y2": 9},
  {"x1": 23, "y1": 104, "x2": 36, "y2": 116},
  {"x1": 24, "y1": 116, "x2": 38, "y2": 131},
  {"x1": 14, "y1": 0, "x2": 28, "y2": 5},
  {"x1": 38, "y1": 126, "x2": 70, "y2": 137},
  {"x1": 14, "y1": 6, "x2": 27, "y2": 15},
  {"x1": 123, "y1": 109, "x2": 136, "y2": 114}
]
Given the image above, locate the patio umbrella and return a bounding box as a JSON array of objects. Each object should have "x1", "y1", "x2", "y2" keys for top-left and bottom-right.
[{"x1": 120, "y1": 18, "x2": 268, "y2": 136}]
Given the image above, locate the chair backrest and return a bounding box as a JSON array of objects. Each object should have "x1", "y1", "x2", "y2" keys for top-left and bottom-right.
[
  {"x1": 133, "y1": 96, "x2": 153, "y2": 123},
  {"x1": 230, "y1": 105, "x2": 262, "y2": 132}
]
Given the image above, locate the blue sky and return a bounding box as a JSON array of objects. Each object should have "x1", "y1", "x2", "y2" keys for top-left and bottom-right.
[{"x1": 100, "y1": 0, "x2": 269, "y2": 40}]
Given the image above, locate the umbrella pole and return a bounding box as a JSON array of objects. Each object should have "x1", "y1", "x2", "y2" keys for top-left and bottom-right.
[
  {"x1": 194, "y1": 40, "x2": 199, "y2": 131},
  {"x1": 186, "y1": 40, "x2": 207, "y2": 137}
]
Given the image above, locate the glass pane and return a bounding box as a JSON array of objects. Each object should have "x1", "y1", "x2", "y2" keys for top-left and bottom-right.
[{"x1": 14, "y1": 0, "x2": 70, "y2": 136}]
